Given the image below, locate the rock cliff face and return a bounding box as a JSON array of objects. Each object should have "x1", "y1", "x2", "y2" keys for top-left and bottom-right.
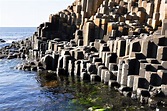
[
  {"x1": 37, "y1": 0, "x2": 167, "y2": 45},
  {"x1": 3, "y1": 0, "x2": 167, "y2": 107}
]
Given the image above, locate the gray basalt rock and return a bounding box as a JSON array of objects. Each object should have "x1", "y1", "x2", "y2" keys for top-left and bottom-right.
[
  {"x1": 7, "y1": 54, "x2": 17, "y2": 59},
  {"x1": 0, "y1": 54, "x2": 7, "y2": 59},
  {"x1": 1, "y1": 0, "x2": 167, "y2": 107},
  {"x1": 80, "y1": 71, "x2": 90, "y2": 81},
  {"x1": 41, "y1": 54, "x2": 54, "y2": 70},
  {"x1": 90, "y1": 74, "x2": 101, "y2": 82},
  {"x1": 0, "y1": 39, "x2": 6, "y2": 43},
  {"x1": 108, "y1": 80, "x2": 120, "y2": 88}
]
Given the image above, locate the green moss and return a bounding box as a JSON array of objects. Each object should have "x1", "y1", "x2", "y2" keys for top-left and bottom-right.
[
  {"x1": 37, "y1": 75, "x2": 152, "y2": 111},
  {"x1": 94, "y1": 109, "x2": 106, "y2": 111},
  {"x1": 88, "y1": 106, "x2": 113, "y2": 111}
]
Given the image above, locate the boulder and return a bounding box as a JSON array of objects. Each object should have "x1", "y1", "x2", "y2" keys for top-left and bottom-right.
[{"x1": 0, "y1": 39, "x2": 6, "y2": 43}]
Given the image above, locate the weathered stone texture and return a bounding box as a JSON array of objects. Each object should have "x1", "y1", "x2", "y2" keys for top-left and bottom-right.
[{"x1": 12, "y1": 0, "x2": 167, "y2": 106}]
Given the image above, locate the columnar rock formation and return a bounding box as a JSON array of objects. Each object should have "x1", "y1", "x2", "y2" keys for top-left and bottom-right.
[{"x1": 2, "y1": 0, "x2": 167, "y2": 106}]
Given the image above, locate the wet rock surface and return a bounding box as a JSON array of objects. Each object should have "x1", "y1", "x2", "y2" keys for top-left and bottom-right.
[
  {"x1": 1, "y1": 0, "x2": 167, "y2": 110},
  {"x1": 0, "y1": 39, "x2": 6, "y2": 43}
]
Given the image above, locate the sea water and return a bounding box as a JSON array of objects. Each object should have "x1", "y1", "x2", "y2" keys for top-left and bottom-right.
[
  {"x1": 0, "y1": 27, "x2": 156, "y2": 111},
  {"x1": 0, "y1": 27, "x2": 80, "y2": 111}
]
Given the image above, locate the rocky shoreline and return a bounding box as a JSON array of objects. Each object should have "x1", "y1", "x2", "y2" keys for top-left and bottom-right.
[{"x1": 1, "y1": 0, "x2": 167, "y2": 109}]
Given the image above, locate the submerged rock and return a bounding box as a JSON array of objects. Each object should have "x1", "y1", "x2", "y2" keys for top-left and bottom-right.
[
  {"x1": 0, "y1": 39, "x2": 6, "y2": 43},
  {"x1": 1, "y1": 0, "x2": 167, "y2": 109},
  {"x1": 0, "y1": 54, "x2": 7, "y2": 59}
]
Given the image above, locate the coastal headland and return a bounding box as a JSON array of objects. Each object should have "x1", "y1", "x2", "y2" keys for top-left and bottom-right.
[{"x1": 1, "y1": 0, "x2": 167, "y2": 109}]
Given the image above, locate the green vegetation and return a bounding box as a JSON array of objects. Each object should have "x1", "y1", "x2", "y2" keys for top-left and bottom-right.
[
  {"x1": 70, "y1": 82, "x2": 142, "y2": 111},
  {"x1": 37, "y1": 73, "x2": 152, "y2": 111}
]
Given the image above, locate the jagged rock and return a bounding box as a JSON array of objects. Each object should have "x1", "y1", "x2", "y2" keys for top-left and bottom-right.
[
  {"x1": 15, "y1": 64, "x2": 23, "y2": 70},
  {"x1": 20, "y1": 53, "x2": 26, "y2": 59},
  {"x1": 22, "y1": 65, "x2": 31, "y2": 71},
  {"x1": 41, "y1": 54, "x2": 54, "y2": 70},
  {"x1": 140, "y1": 96, "x2": 149, "y2": 105},
  {"x1": 7, "y1": 54, "x2": 17, "y2": 59},
  {"x1": 80, "y1": 71, "x2": 90, "y2": 81},
  {"x1": 108, "y1": 80, "x2": 120, "y2": 88},
  {"x1": 118, "y1": 86, "x2": 132, "y2": 94},
  {"x1": 0, "y1": 54, "x2": 7, "y2": 59},
  {"x1": 0, "y1": 39, "x2": 6, "y2": 43},
  {"x1": 149, "y1": 87, "x2": 165, "y2": 97},
  {"x1": 90, "y1": 74, "x2": 101, "y2": 82}
]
